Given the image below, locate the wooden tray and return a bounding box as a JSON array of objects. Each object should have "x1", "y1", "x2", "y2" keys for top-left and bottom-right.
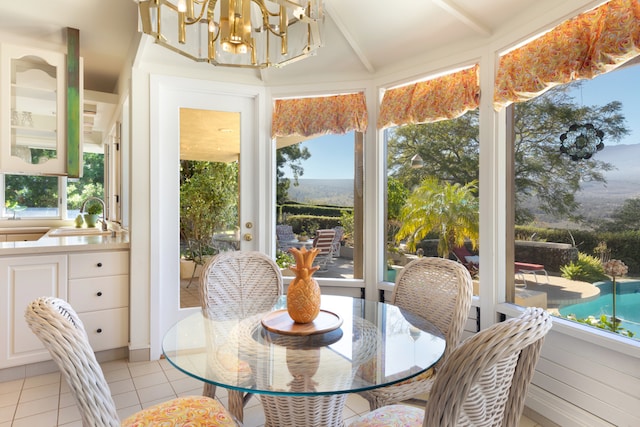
[{"x1": 261, "y1": 309, "x2": 343, "y2": 336}]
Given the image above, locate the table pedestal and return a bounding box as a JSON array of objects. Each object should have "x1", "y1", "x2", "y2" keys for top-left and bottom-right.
[{"x1": 261, "y1": 394, "x2": 348, "y2": 427}]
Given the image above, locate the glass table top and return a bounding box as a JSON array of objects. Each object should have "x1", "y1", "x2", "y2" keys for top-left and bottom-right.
[{"x1": 162, "y1": 294, "x2": 445, "y2": 396}]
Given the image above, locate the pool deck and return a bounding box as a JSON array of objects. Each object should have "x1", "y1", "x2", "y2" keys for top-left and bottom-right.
[{"x1": 517, "y1": 273, "x2": 601, "y2": 308}]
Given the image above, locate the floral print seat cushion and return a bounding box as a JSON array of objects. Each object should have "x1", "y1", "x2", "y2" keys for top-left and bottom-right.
[
  {"x1": 121, "y1": 395, "x2": 237, "y2": 426},
  {"x1": 349, "y1": 404, "x2": 424, "y2": 426}
]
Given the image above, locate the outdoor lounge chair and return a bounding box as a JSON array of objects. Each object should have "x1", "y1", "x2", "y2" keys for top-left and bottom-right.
[
  {"x1": 452, "y1": 245, "x2": 549, "y2": 286},
  {"x1": 312, "y1": 228, "x2": 336, "y2": 270}
]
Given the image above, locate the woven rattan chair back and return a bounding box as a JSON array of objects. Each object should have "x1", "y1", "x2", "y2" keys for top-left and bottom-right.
[
  {"x1": 200, "y1": 250, "x2": 283, "y2": 317},
  {"x1": 359, "y1": 256, "x2": 473, "y2": 410},
  {"x1": 25, "y1": 297, "x2": 121, "y2": 426},
  {"x1": 199, "y1": 250, "x2": 283, "y2": 421},
  {"x1": 424, "y1": 307, "x2": 552, "y2": 426},
  {"x1": 25, "y1": 297, "x2": 238, "y2": 427},
  {"x1": 392, "y1": 257, "x2": 473, "y2": 363}
]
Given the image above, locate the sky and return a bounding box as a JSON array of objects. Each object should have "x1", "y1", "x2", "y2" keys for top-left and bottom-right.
[
  {"x1": 282, "y1": 63, "x2": 639, "y2": 180},
  {"x1": 569, "y1": 64, "x2": 640, "y2": 147},
  {"x1": 282, "y1": 133, "x2": 355, "y2": 180}
]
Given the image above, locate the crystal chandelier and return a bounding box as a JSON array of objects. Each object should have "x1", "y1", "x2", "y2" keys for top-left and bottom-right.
[{"x1": 139, "y1": 0, "x2": 323, "y2": 69}]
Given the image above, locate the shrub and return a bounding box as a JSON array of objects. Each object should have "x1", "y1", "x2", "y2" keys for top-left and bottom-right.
[
  {"x1": 564, "y1": 314, "x2": 635, "y2": 338},
  {"x1": 560, "y1": 252, "x2": 607, "y2": 282},
  {"x1": 275, "y1": 250, "x2": 295, "y2": 269}
]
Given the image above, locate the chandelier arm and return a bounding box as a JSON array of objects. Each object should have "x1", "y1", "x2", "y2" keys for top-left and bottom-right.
[
  {"x1": 208, "y1": 0, "x2": 221, "y2": 42},
  {"x1": 245, "y1": 0, "x2": 287, "y2": 39},
  {"x1": 183, "y1": 0, "x2": 208, "y2": 25}
]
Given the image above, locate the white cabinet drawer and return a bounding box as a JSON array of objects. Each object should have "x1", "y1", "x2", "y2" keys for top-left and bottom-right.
[
  {"x1": 68, "y1": 275, "x2": 128, "y2": 312},
  {"x1": 79, "y1": 308, "x2": 128, "y2": 352},
  {"x1": 69, "y1": 251, "x2": 129, "y2": 279}
]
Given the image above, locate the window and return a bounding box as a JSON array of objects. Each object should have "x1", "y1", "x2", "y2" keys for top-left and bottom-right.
[
  {"x1": 384, "y1": 110, "x2": 479, "y2": 283},
  {"x1": 2, "y1": 149, "x2": 104, "y2": 220},
  {"x1": 276, "y1": 132, "x2": 363, "y2": 280},
  {"x1": 509, "y1": 63, "x2": 640, "y2": 341}
]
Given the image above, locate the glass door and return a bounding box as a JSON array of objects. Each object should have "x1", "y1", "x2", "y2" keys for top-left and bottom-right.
[
  {"x1": 151, "y1": 79, "x2": 263, "y2": 355},
  {"x1": 179, "y1": 108, "x2": 243, "y2": 306}
]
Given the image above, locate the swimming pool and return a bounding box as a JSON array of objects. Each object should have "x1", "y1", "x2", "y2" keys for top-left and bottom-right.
[{"x1": 559, "y1": 281, "x2": 640, "y2": 337}]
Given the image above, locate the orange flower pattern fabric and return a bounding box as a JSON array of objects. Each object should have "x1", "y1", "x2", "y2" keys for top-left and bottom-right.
[
  {"x1": 377, "y1": 65, "x2": 479, "y2": 129},
  {"x1": 272, "y1": 92, "x2": 368, "y2": 138},
  {"x1": 121, "y1": 395, "x2": 237, "y2": 426},
  {"x1": 349, "y1": 404, "x2": 425, "y2": 426},
  {"x1": 495, "y1": 0, "x2": 640, "y2": 109}
]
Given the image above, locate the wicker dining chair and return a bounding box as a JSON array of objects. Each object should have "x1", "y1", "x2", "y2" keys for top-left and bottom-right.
[
  {"x1": 350, "y1": 307, "x2": 552, "y2": 427},
  {"x1": 200, "y1": 250, "x2": 283, "y2": 422},
  {"x1": 359, "y1": 256, "x2": 473, "y2": 411},
  {"x1": 24, "y1": 297, "x2": 237, "y2": 427}
]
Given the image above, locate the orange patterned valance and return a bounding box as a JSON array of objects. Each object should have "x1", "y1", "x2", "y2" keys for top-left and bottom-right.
[
  {"x1": 272, "y1": 93, "x2": 368, "y2": 138},
  {"x1": 494, "y1": 0, "x2": 640, "y2": 110},
  {"x1": 377, "y1": 65, "x2": 480, "y2": 129}
]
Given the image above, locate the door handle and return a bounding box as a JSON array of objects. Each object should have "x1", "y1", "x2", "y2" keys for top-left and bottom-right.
[{"x1": 243, "y1": 233, "x2": 253, "y2": 241}]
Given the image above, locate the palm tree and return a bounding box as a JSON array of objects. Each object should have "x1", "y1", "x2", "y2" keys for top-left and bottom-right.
[{"x1": 396, "y1": 177, "x2": 479, "y2": 257}]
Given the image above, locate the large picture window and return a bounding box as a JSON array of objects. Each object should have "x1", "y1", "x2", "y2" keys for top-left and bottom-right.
[{"x1": 509, "y1": 62, "x2": 640, "y2": 341}]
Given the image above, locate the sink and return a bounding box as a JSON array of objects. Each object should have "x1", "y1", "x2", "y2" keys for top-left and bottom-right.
[{"x1": 47, "y1": 227, "x2": 112, "y2": 237}]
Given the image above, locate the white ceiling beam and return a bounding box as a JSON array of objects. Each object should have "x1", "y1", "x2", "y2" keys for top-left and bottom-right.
[
  {"x1": 432, "y1": 0, "x2": 492, "y2": 36},
  {"x1": 324, "y1": 2, "x2": 376, "y2": 74}
]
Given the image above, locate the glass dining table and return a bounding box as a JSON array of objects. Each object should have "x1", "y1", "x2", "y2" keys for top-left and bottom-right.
[{"x1": 162, "y1": 294, "x2": 445, "y2": 427}]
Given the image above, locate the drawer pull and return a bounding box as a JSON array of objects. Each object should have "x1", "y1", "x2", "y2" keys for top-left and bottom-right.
[
  {"x1": 97, "y1": 262, "x2": 103, "y2": 267},
  {"x1": 97, "y1": 291, "x2": 103, "y2": 297},
  {"x1": 97, "y1": 328, "x2": 103, "y2": 333}
]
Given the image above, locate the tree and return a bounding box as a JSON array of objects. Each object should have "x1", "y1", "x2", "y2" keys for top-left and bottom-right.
[
  {"x1": 386, "y1": 176, "x2": 409, "y2": 241},
  {"x1": 396, "y1": 177, "x2": 479, "y2": 257},
  {"x1": 180, "y1": 160, "x2": 238, "y2": 263},
  {"x1": 597, "y1": 197, "x2": 640, "y2": 232},
  {"x1": 512, "y1": 84, "x2": 624, "y2": 223},
  {"x1": 386, "y1": 83, "x2": 628, "y2": 225},
  {"x1": 387, "y1": 111, "x2": 479, "y2": 192},
  {"x1": 276, "y1": 144, "x2": 311, "y2": 204}
]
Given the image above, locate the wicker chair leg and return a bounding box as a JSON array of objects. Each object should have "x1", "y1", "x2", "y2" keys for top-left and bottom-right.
[
  {"x1": 228, "y1": 390, "x2": 245, "y2": 423},
  {"x1": 202, "y1": 382, "x2": 217, "y2": 399}
]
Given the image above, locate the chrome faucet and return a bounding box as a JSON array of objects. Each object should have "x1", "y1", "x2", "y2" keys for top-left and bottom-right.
[{"x1": 80, "y1": 197, "x2": 108, "y2": 231}]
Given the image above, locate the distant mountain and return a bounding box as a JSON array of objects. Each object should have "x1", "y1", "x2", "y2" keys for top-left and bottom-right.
[
  {"x1": 286, "y1": 179, "x2": 354, "y2": 207},
  {"x1": 284, "y1": 143, "x2": 640, "y2": 224},
  {"x1": 522, "y1": 143, "x2": 640, "y2": 227},
  {"x1": 589, "y1": 142, "x2": 640, "y2": 181}
]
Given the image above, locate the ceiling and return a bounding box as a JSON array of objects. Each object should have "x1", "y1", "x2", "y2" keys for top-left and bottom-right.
[
  {"x1": 0, "y1": 0, "x2": 582, "y2": 157},
  {"x1": 0, "y1": 0, "x2": 567, "y2": 92}
]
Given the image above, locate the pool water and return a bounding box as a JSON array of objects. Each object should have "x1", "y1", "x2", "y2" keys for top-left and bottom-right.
[{"x1": 559, "y1": 281, "x2": 640, "y2": 337}]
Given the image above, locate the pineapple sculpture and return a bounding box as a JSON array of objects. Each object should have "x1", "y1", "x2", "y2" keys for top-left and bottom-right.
[{"x1": 287, "y1": 247, "x2": 321, "y2": 323}]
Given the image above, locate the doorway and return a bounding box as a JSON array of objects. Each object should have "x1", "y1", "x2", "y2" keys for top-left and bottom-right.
[{"x1": 150, "y1": 77, "x2": 268, "y2": 359}]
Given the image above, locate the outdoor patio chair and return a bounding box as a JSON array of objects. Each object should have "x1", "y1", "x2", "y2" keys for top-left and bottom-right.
[
  {"x1": 453, "y1": 245, "x2": 549, "y2": 287},
  {"x1": 199, "y1": 250, "x2": 283, "y2": 422},
  {"x1": 358, "y1": 256, "x2": 473, "y2": 411},
  {"x1": 331, "y1": 226, "x2": 344, "y2": 258},
  {"x1": 276, "y1": 224, "x2": 296, "y2": 251},
  {"x1": 24, "y1": 297, "x2": 237, "y2": 427},
  {"x1": 312, "y1": 228, "x2": 336, "y2": 271},
  {"x1": 350, "y1": 307, "x2": 552, "y2": 427}
]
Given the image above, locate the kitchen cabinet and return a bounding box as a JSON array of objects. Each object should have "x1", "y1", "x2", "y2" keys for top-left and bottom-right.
[
  {"x1": 68, "y1": 251, "x2": 129, "y2": 352},
  {"x1": 0, "y1": 249, "x2": 130, "y2": 369},
  {"x1": 0, "y1": 254, "x2": 67, "y2": 367},
  {"x1": 0, "y1": 43, "x2": 79, "y2": 175}
]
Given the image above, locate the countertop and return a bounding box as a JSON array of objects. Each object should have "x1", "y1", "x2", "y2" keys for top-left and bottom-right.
[{"x1": 0, "y1": 227, "x2": 129, "y2": 255}]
